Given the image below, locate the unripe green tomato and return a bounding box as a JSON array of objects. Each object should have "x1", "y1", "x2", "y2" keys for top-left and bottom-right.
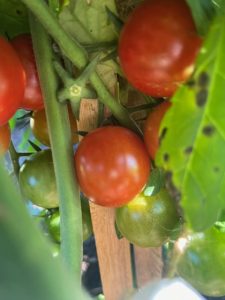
[
  {"x1": 46, "y1": 199, "x2": 93, "y2": 243},
  {"x1": 177, "y1": 227, "x2": 225, "y2": 297},
  {"x1": 19, "y1": 149, "x2": 59, "y2": 208},
  {"x1": 115, "y1": 188, "x2": 180, "y2": 247}
]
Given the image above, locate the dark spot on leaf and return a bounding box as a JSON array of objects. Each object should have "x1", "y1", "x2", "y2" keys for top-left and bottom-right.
[
  {"x1": 213, "y1": 166, "x2": 220, "y2": 173},
  {"x1": 186, "y1": 79, "x2": 196, "y2": 88},
  {"x1": 197, "y1": 72, "x2": 210, "y2": 87},
  {"x1": 184, "y1": 146, "x2": 193, "y2": 155},
  {"x1": 159, "y1": 127, "x2": 167, "y2": 145},
  {"x1": 16, "y1": 9, "x2": 22, "y2": 15},
  {"x1": 196, "y1": 89, "x2": 208, "y2": 107},
  {"x1": 163, "y1": 153, "x2": 169, "y2": 162},
  {"x1": 202, "y1": 125, "x2": 215, "y2": 137}
]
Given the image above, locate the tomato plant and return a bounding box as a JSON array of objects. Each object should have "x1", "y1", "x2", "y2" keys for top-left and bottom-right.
[
  {"x1": 176, "y1": 227, "x2": 225, "y2": 297},
  {"x1": 118, "y1": 0, "x2": 202, "y2": 98},
  {"x1": 74, "y1": 126, "x2": 150, "y2": 207},
  {"x1": 115, "y1": 188, "x2": 180, "y2": 247},
  {"x1": 46, "y1": 197, "x2": 93, "y2": 243},
  {"x1": 30, "y1": 106, "x2": 78, "y2": 146},
  {"x1": 144, "y1": 101, "x2": 171, "y2": 160},
  {"x1": 19, "y1": 149, "x2": 59, "y2": 208},
  {"x1": 0, "y1": 36, "x2": 26, "y2": 125},
  {"x1": 0, "y1": 123, "x2": 11, "y2": 155},
  {"x1": 11, "y1": 34, "x2": 44, "y2": 111}
]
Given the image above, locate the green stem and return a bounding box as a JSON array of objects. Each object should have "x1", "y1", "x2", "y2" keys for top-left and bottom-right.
[
  {"x1": 29, "y1": 15, "x2": 83, "y2": 279},
  {"x1": 9, "y1": 142, "x2": 20, "y2": 179},
  {"x1": 20, "y1": 0, "x2": 141, "y2": 135}
]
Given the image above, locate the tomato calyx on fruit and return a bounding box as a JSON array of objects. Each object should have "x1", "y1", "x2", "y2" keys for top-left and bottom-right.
[{"x1": 54, "y1": 58, "x2": 97, "y2": 119}]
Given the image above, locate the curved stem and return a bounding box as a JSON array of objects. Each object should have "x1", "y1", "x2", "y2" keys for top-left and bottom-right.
[
  {"x1": 29, "y1": 15, "x2": 83, "y2": 279},
  {"x1": 20, "y1": 0, "x2": 141, "y2": 135}
]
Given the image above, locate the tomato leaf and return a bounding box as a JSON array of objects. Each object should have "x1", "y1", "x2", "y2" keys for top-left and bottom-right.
[
  {"x1": 156, "y1": 14, "x2": 225, "y2": 231},
  {"x1": 0, "y1": 0, "x2": 29, "y2": 38},
  {"x1": 186, "y1": 0, "x2": 224, "y2": 36},
  {"x1": 59, "y1": 0, "x2": 118, "y2": 44}
]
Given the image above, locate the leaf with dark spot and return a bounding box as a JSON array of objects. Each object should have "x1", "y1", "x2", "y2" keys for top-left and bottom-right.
[
  {"x1": 202, "y1": 125, "x2": 215, "y2": 136},
  {"x1": 184, "y1": 146, "x2": 193, "y2": 155},
  {"x1": 156, "y1": 14, "x2": 225, "y2": 231},
  {"x1": 197, "y1": 72, "x2": 210, "y2": 87},
  {"x1": 196, "y1": 89, "x2": 208, "y2": 107},
  {"x1": 163, "y1": 153, "x2": 169, "y2": 162}
]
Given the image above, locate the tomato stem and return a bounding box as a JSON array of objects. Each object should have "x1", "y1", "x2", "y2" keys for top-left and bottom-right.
[
  {"x1": 9, "y1": 141, "x2": 20, "y2": 178},
  {"x1": 19, "y1": 0, "x2": 141, "y2": 135},
  {"x1": 29, "y1": 16, "x2": 83, "y2": 280}
]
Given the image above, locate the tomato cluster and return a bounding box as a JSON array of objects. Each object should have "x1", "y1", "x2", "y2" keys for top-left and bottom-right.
[
  {"x1": 3, "y1": 1, "x2": 221, "y2": 297},
  {"x1": 19, "y1": 149, "x2": 92, "y2": 243}
]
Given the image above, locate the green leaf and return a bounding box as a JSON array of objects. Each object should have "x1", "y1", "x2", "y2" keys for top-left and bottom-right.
[
  {"x1": 59, "y1": 0, "x2": 118, "y2": 44},
  {"x1": 0, "y1": 0, "x2": 29, "y2": 38},
  {"x1": 156, "y1": 14, "x2": 225, "y2": 231},
  {"x1": 186, "y1": 0, "x2": 220, "y2": 36},
  {"x1": 0, "y1": 161, "x2": 91, "y2": 300}
]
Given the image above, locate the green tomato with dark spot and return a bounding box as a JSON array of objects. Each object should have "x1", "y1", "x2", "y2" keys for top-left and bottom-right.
[
  {"x1": 19, "y1": 149, "x2": 59, "y2": 208},
  {"x1": 115, "y1": 188, "x2": 180, "y2": 247}
]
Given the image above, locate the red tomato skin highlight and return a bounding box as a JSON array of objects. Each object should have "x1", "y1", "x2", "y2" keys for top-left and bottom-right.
[
  {"x1": 0, "y1": 36, "x2": 26, "y2": 125},
  {"x1": 144, "y1": 101, "x2": 171, "y2": 160},
  {"x1": 119, "y1": 0, "x2": 202, "y2": 97},
  {"x1": 11, "y1": 34, "x2": 44, "y2": 111},
  {"x1": 74, "y1": 126, "x2": 150, "y2": 207}
]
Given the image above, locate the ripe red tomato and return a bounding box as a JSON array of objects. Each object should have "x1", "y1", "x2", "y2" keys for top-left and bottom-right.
[
  {"x1": 11, "y1": 34, "x2": 44, "y2": 111},
  {"x1": 0, "y1": 36, "x2": 26, "y2": 125},
  {"x1": 144, "y1": 101, "x2": 171, "y2": 160},
  {"x1": 74, "y1": 126, "x2": 150, "y2": 207},
  {"x1": 115, "y1": 188, "x2": 180, "y2": 247},
  {"x1": 119, "y1": 0, "x2": 202, "y2": 98},
  {"x1": 0, "y1": 123, "x2": 11, "y2": 155}
]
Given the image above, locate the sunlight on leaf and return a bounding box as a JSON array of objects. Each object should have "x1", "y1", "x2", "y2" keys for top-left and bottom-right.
[{"x1": 59, "y1": 0, "x2": 118, "y2": 44}]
